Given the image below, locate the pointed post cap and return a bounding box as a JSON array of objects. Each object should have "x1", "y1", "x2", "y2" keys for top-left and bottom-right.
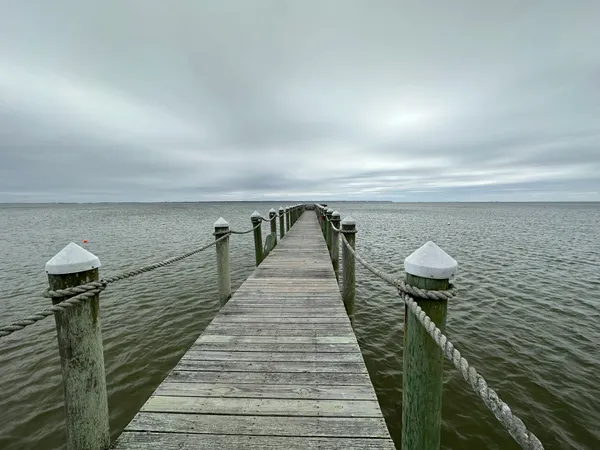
[
  {"x1": 46, "y1": 242, "x2": 101, "y2": 275},
  {"x1": 269, "y1": 208, "x2": 277, "y2": 214},
  {"x1": 404, "y1": 241, "x2": 458, "y2": 280},
  {"x1": 332, "y1": 210, "x2": 341, "y2": 218},
  {"x1": 214, "y1": 217, "x2": 229, "y2": 228},
  {"x1": 326, "y1": 207, "x2": 334, "y2": 214},
  {"x1": 341, "y1": 216, "x2": 356, "y2": 226},
  {"x1": 279, "y1": 207, "x2": 284, "y2": 211},
  {"x1": 251, "y1": 210, "x2": 262, "y2": 218}
]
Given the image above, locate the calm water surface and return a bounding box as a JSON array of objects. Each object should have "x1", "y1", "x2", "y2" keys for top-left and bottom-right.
[{"x1": 0, "y1": 202, "x2": 599, "y2": 449}]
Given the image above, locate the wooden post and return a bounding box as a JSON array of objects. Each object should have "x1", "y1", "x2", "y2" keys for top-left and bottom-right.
[
  {"x1": 251, "y1": 211, "x2": 263, "y2": 266},
  {"x1": 269, "y1": 208, "x2": 278, "y2": 246},
  {"x1": 325, "y1": 208, "x2": 334, "y2": 252},
  {"x1": 279, "y1": 207, "x2": 285, "y2": 239},
  {"x1": 285, "y1": 207, "x2": 290, "y2": 231},
  {"x1": 402, "y1": 242, "x2": 458, "y2": 450},
  {"x1": 214, "y1": 217, "x2": 231, "y2": 306},
  {"x1": 45, "y1": 243, "x2": 110, "y2": 450},
  {"x1": 341, "y1": 216, "x2": 356, "y2": 321},
  {"x1": 331, "y1": 210, "x2": 341, "y2": 280}
]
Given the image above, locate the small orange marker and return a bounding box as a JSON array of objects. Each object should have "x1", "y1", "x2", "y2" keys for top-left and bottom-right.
[{"x1": 83, "y1": 239, "x2": 88, "y2": 243}]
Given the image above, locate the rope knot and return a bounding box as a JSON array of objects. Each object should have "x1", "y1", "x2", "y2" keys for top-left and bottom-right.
[
  {"x1": 43, "y1": 280, "x2": 107, "y2": 299},
  {"x1": 397, "y1": 281, "x2": 457, "y2": 301}
]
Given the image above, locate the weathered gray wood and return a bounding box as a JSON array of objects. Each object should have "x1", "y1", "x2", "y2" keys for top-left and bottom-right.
[
  {"x1": 175, "y1": 360, "x2": 368, "y2": 373},
  {"x1": 127, "y1": 413, "x2": 389, "y2": 437},
  {"x1": 142, "y1": 396, "x2": 383, "y2": 417},
  {"x1": 214, "y1": 217, "x2": 231, "y2": 305},
  {"x1": 113, "y1": 211, "x2": 392, "y2": 449},
  {"x1": 182, "y1": 350, "x2": 362, "y2": 362},
  {"x1": 113, "y1": 432, "x2": 395, "y2": 449},
  {"x1": 167, "y1": 370, "x2": 372, "y2": 385},
  {"x1": 46, "y1": 247, "x2": 110, "y2": 450},
  {"x1": 155, "y1": 382, "x2": 375, "y2": 399}
]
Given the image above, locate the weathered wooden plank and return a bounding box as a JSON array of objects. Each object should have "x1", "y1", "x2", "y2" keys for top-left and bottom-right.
[
  {"x1": 167, "y1": 370, "x2": 373, "y2": 386},
  {"x1": 202, "y1": 328, "x2": 354, "y2": 337},
  {"x1": 191, "y1": 342, "x2": 360, "y2": 353},
  {"x1": 174, "y1": 360, "x2": 368, "y2": 373},
  {"x1": 112, "y1": 211, "x2": 393, "y2": 449},
  {"x1": 155, "y1": 382, "x2": 376, "y2": 400},
  {"x1": 183, "y1": 350, "x2": 362, "y2": 362},
  {"x1": 127, "y1": 413, "x2": 389, "y2": 437},
  {"x1": 213, "y1": 315, "x2": 348, "y2": 322},
  {"x1": 142, "y1": 396, "x2": 383, "y2": 417},
  {"x1": 113, "y1": 432, "x2": 395, "y2": 449},
  {"x1": 194, "y1": 335, "x2": 358, "y2": 344}
]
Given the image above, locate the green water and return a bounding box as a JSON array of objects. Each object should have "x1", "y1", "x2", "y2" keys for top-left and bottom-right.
[{"x1": 1, "y1": 202, "x2": 599, "y2": 449}]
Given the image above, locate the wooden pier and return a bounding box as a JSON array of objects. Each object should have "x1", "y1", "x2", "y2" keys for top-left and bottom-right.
[{"x1": 112, "y1": 211, "x2": 394, "y2": 449}]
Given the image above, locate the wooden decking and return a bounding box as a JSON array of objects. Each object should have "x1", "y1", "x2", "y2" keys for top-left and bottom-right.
[{"x1": 112, "y1": 212, "x2": 394, "y2": 449}]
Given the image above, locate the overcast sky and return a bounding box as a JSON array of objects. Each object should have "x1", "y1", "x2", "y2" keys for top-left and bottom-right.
[{"x1": 1, "y1": 1, "x2": 599, "y2": 202}]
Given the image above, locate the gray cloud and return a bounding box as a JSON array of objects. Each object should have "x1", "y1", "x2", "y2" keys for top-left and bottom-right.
[{"x1": 1, "y1": 0, "x2": 599, "y2": 202}]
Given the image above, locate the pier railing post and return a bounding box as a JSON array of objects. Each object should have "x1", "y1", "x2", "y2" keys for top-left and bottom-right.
[
  {"x1": 279, "y1": 207, "x2": 285, "y2": 239},
  {"x1": 325, "y1": 207, "x2": 334, "y2": 252},
  {"x1": 45, "y1": 244, "x2": 110, "y2": 450},
  {"x1": 331, "y1": 211, "x2": 341, "y2": 280},
  {"x1": 402, "y1": 242, "x2": 458, "y2": 450},
  {"x1": 285, "y1": 207, "x2": 290, "y2": 231},
  {"x1": 251, "y1": 211, "x2": 263, "y2": 266},
  {"x1": 269, "y1": 208, "x2": 278, "y2": 246},
  {"x1": 341, "y1": 216, "x2": 356, "y2": 321},
  {"x1": 214, "y1": 217, "x2": 231, "y2": 305}
]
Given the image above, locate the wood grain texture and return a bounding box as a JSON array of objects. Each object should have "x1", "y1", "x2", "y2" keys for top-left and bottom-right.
[
  {"x1": 112, "y1": 211, "x2": 393, "y2": 449},
  {"x1": 113, "y1": 432, "x2": 395, "y2": 449}
]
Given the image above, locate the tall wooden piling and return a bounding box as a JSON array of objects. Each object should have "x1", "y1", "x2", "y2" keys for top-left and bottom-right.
[
  {"x1": 279, "y1": 207, "x2": 285, "y2": 239},
  {"x1": 45, "y1": 244, "x2": 110, "y2": 450},
  {"x1": 285, "y1": 207, "x2": 290, "y2": 231},
  {"x1": 341, "y1": 216, "x2": 356, "y2": 321},
  {"x1": 269, "y1": 208, "x2": 278, "y2": 246},
  {"x1": 325, "y1": 207, "x2": 334, "y2": 251},
  {"x1": 251, "y1": 211, "x2": 263, "y2": 266},
  {"x1": 214, "y1": 217, "x2": 231, "y2": 305},
  {"x1": 331, "y1": 210, "x2": 341, "y2": 280},
  {"x1": 402, "y1": 242, "x2": 458, "y2": 450}
]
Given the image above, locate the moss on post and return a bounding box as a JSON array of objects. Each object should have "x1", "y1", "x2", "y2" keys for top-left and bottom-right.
[
  {"x1": 341, "y1": 216, "x2": 356, "y2": 322},
  {"x1": 214, "y1": 217, "x2": 231, "y2": 306},
  {"x1": 279, "y1": 207, "x2": 285, "y2": 239},
  {"x1": 402, "y1": 242, "x2": 458, "y2": 450},
  {"x1": 330, "y1": 211, "x2": 341, "y2": 280},
  {"x1": 251, "y1": 211, "x2": 263, "y2": 266}
]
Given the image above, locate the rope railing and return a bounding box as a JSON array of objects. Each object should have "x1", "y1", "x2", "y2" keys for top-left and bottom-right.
[
  {"x1": 0, "y1": 233, "x2": 230, "y2": 339},
  {"x1": 339, "y1": 233, "x2": 544, "y2": 450}
]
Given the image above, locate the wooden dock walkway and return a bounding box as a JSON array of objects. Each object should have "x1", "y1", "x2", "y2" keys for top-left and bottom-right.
[{"x1": 112, "y1": 212, "x2": 394, "y2": 449}]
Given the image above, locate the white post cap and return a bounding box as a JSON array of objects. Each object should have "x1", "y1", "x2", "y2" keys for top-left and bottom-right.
[
  {"x1": 46, "y1": 242, "x2": 101, "y2": 275},
  {"x1": 332, "y1": 210, "x2": 341, "y2": 217},
  {"x1": 214, "y1": 217, "x2": 229, "y2": 227},
  {"x1": 279, "y1": 207, "x2": 284, "y2": 211},
  {"x1": 326, "y1": 207, "x2": 334, "y2": 214},
  {"x1": 341, "y1": 216, "x2": 356, "y2": 226},
  {"x1": 251, "y1": 211, "x2": 262, "y2": 218},
  {"x1": 269, "y1": 208, "x2": 277, "y2": 214},
  {"x1": 404, "y1": 241, "x2": 458, "y2": 280}
]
